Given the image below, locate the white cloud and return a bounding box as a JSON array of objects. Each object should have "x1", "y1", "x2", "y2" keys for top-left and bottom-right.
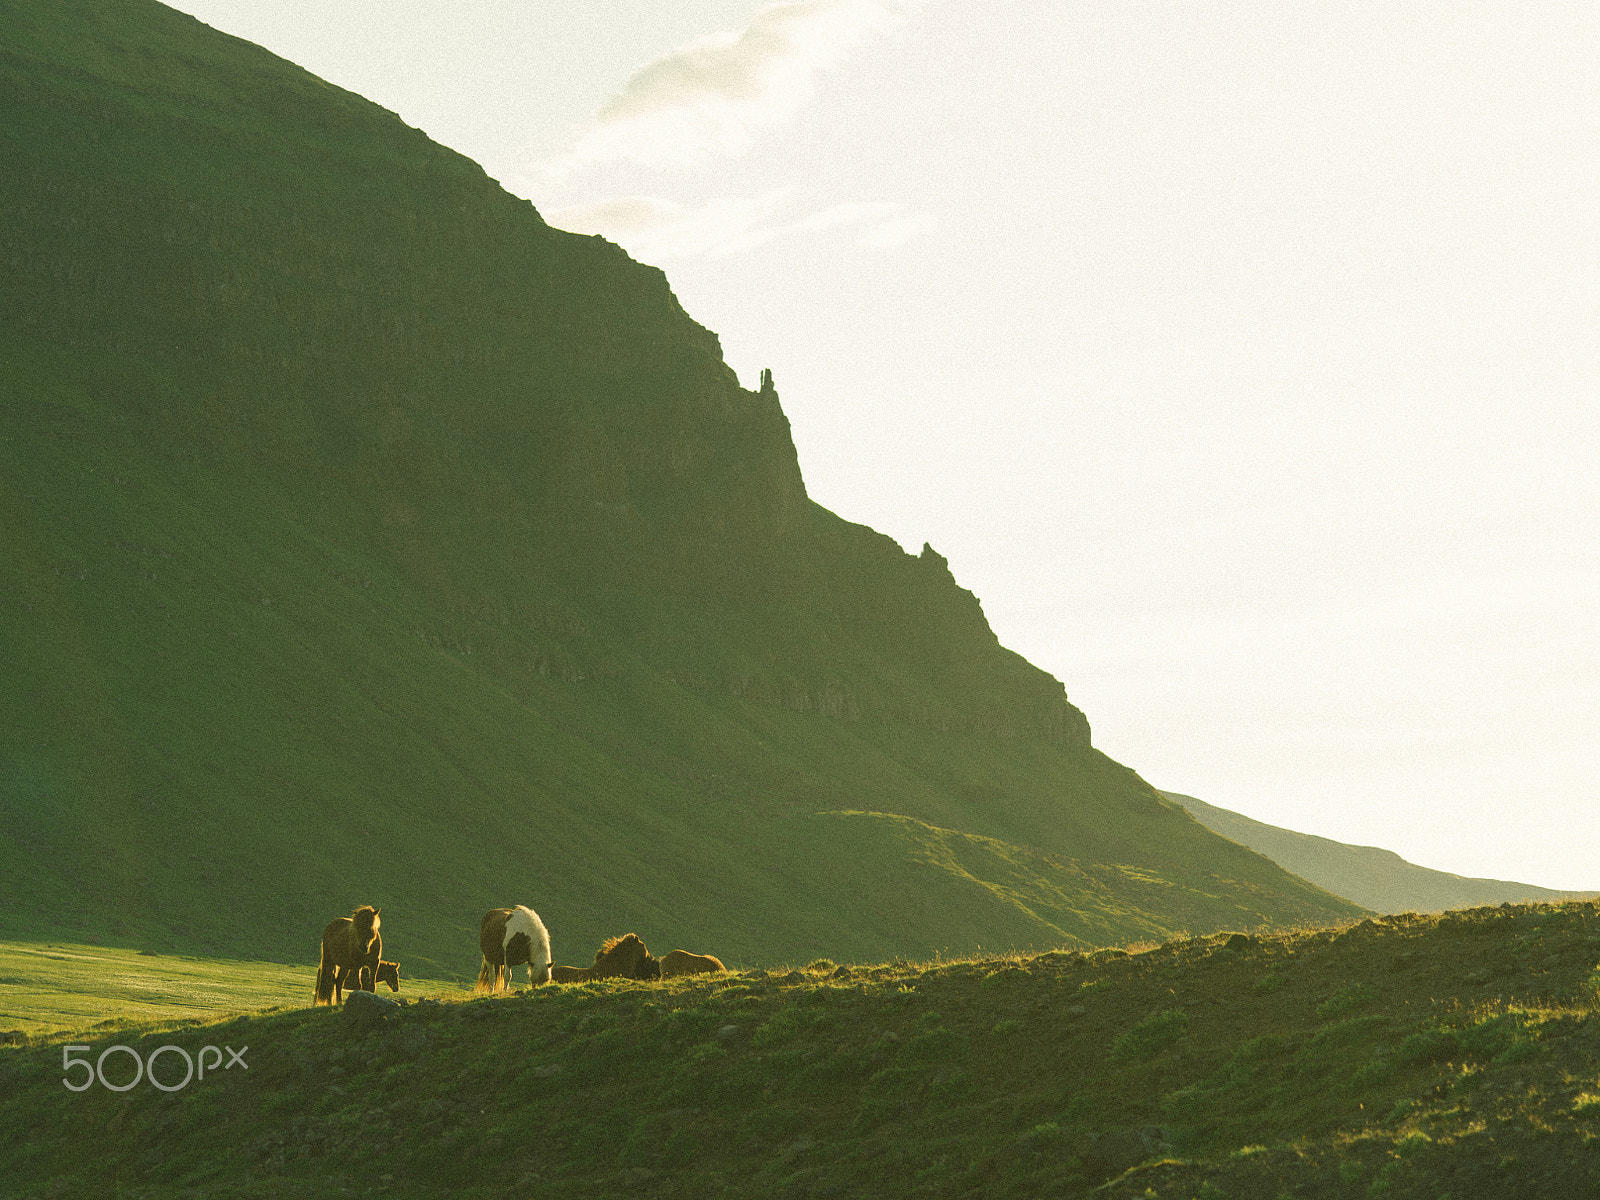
[
  {"x1": 548, "y1": 191, "x2": 792, "y2": 260},
  {"x1": 795, "y1": 201, "x2": 903, "y2": 232},
  {"x1": 551, "y1": 1, "x2": 903, "y2": 173},
  {"x1": 855, "y1": 210, "x2": 938, "y2": 249},
  {"x1": 546, "y1": 192, "x2": 935, "y2": 262}
]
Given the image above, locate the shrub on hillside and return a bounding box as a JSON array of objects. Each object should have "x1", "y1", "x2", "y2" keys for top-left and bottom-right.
[
  {"x1": 1459, "y1": 1012, "x2": 1536, "y2": 1062},
  {"x1": 980, "y1": 966, "x2": 1025, "y2": 988},
  {"x1": 662, "y1": 1004, "x2": 720, "y2": 1043},
  {"x1": 1395, "y1": 1131, "x2": 1432, "y2": 1157},
  {"x1": 928, "y1": 1069, "x2": 973, "y2": 1104},
  {"x1": 857, "y1": 1066, "x2": 920, "y2": 1127},
  {"x1": 1297, "y1": 1016, "x2": 1388, "y2": 1072},
  {"x1": 752, "y1": 1005, "x2": 826, "y2": 1047},
  {"x1": 785, "y1": 1047, "x2": 874, "y2": 1097},
  {"x1": 1111, "y1": 1009, "x2": 1188, "y2": 1062},
  {"x1": 1399, "y1": 1027, "x2": 1459, "y2": 1065},
  {"x1": 1252, "y1": 972, "x2": 1286, "y2": 994},
  {"x1": 902, "y1": 1026, "x2": 968, "y2": 1063},
  {"x1": 1316, "y1": 983, "x2": 1377, "y2": 1020},
  {"x1": 1161, "y1": 1034, "x2": 1290, "y2": 1122}
]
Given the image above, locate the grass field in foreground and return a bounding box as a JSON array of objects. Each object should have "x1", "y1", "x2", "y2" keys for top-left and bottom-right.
[
  {"x1": 3, "y1": 902, "x2": 1600, "y2": 1198},
  {"x1": 0, "y1": 941, "x2": 473, "y2": 1037}
]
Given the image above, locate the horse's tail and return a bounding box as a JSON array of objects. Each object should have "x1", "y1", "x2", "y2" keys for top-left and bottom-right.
[
  {"x1": 314, "y1": 942, "x2": 336, "y2": 1005},
  {"x1": 475, "y1": 955, "x2": 497, "y2": 993}
]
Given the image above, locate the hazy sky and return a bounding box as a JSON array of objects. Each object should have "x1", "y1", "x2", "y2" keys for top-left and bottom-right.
[{"x1": 167, "y1": 1, "x2": 1598, "y2": 889}]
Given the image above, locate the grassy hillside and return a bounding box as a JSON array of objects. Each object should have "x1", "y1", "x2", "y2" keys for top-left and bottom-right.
[
  {"x1": 0, "y1": 0, "x2": 1360, "y2": 973},
  {"x1": 1164, "y1": 792, "x2": 1593, "y2": 915},
  {"x1": 3, "y1": 901, "x2": 1598, "y2": 1198}
]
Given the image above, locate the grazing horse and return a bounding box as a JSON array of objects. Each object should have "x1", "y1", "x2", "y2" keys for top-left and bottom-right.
[
  {"x1": 477, "y1": 905, "x2": 552, "y2": 992},
  {"x1": 314, "y1": 906, "x2": 381, "y2": 1005},
  {"x1": 660, "y1": 949, "x2": 726, "y2": 979},
  {"x1": 549, "y1": 933, "x2": 661, "y2": 983},
  {"x1": 338, "y1": 959, "x2": 400, "y2": 994}
]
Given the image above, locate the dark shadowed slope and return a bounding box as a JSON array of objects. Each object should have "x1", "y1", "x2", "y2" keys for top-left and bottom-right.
[
  {"x1": 0, "y1": 0, "x2": 1361, "y2": 974},
  {"x1": 1163, "y1": 791, "x2": 1592, "y2": 915}
]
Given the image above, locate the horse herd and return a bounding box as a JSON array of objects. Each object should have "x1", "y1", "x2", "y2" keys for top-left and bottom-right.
[{"x1": 313, "y1": 904, "x2": 726, "y2": 1005}]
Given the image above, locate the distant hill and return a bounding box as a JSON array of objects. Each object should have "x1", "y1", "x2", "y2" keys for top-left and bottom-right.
[
  {"x1": 1162, "y1": 791, "x2": 1592, "y2": 914},
  {"x1": 0, "y1": 0, "x2": 1362, "y2": 975}
]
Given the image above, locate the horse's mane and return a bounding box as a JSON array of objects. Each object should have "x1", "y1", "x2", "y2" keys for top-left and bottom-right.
[
  {"x1": 595, "y1": 933, "x2": 640, "y2": 961},
  {"x1": 593, "y1": 932, "x2": 660, "y2": 979}
]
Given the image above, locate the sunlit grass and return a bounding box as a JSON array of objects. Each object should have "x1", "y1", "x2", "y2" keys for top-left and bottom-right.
[{"x1": 0, "y1": 939, "x2": 470, "y2": 1038}]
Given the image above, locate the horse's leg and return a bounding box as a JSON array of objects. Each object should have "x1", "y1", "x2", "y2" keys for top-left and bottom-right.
[{"x1": 315, "y1": 940, "x2": 336, "y2": 1005}]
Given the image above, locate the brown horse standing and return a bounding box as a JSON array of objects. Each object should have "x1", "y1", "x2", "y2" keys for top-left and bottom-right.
[
  {"x1": 549, "y1": 933, "x2": 661, "y2": 983},
  {"x1": 477, "y1": 905, "x2": 552, "y2": 992},
  {"x1": 314, "y1": 906, "x2": 381, "y2": 1005}
]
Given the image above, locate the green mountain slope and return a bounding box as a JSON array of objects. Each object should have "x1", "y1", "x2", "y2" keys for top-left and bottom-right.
[
  {"x1": 1163, "y1": 792, "x2": 1593, "y2": 915},
  {"x1": 0, "y1": 0, "x2": 1362, "y2": 974}
]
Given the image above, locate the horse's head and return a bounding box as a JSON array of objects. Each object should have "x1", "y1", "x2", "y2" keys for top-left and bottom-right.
[
  {"x1": 375, "y1": 960, "x2": 401, "y2": 992},
  {"x1": 596, "y1": 933, "x2": 657, "y2": 979},
  {"x1": 618, "y1": 936, "x2": 660, "y2": 980}
]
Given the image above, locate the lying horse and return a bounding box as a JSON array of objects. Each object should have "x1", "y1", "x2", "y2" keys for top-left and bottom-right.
[
  {"x1": 550, "y1": 933, "x2": 661, "y2": 983},
  {"x1": 338, "y1": 959, "x2": 400, "y2": 994},
  {"x1": 314, "y1": 906, "x2": 381, "y2": 1005},
  {"x1": 477, "y1": 905, "x2": 552, "y2": 992},
  {"x1": 660, "y1": 949, "x2": 726, "y2": 978}
]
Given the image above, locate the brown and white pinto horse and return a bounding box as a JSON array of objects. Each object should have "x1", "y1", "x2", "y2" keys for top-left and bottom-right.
[{"x1": 476, "y1": 905, "x2": 552, "y2": 992}]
